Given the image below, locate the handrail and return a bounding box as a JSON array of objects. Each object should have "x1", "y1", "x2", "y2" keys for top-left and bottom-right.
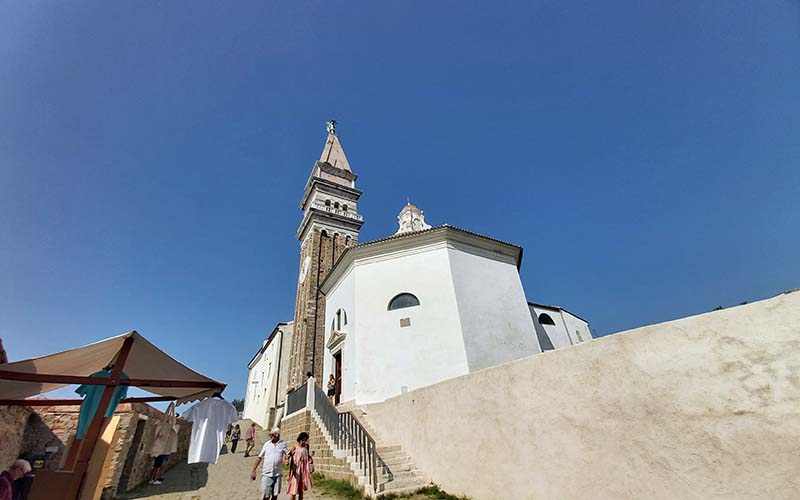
[
  {"x1": 285, "y1": 382, "x2": 308, "y2": 416},
  {"x1": 312, "y1": 383, "x2": 384, "y2": 492}
]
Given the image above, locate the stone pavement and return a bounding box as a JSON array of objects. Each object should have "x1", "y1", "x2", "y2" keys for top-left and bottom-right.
[{"x1": 118, "y1": 444, "x2": 329, "y2": 500}]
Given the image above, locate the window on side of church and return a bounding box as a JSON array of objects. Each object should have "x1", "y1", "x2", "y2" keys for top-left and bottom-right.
[
  {"x1": 334, "y1": 308, "x2": 348, "y2": 330},
  {"x1": 388, "y1": 293, "x2": 420, "y2": 311},
  {"x1": 538, "y1": 313, "x2": 556, "y2": 326}
]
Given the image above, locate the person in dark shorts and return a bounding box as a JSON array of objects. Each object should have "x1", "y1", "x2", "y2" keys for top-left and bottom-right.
[
  {"x1": 326, "y1": 375, "x2": 336, "y2": 403},
  {"x1": 148, "y1": 454, "x2": 170, "y2": 485}
]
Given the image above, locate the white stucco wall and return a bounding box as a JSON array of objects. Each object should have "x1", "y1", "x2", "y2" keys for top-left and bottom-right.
[
  {"x1": 561, "y1": 309, "x2": 591, "y2": 343},
  {"x1": 323, "y1": 266, "x2": 357, "y2": 402},
  {"x1": 323, "y1": 231, "x2": 543, "y2": 405},
  {"x1": 364, "y1": 290, "x2": 800, "y2": 500},
  {"x1": 529, "y1": 304, "x2": 591, "y2": 349},
  {"x1": 448, "y1": 244, "x2": 540, "y2": 371},
  {"x1": 243, "y1": 323, "x2": 293, "y2": 428},
  {"x1": 324, "y1": 243, "x2": 469, "y2": 404}
]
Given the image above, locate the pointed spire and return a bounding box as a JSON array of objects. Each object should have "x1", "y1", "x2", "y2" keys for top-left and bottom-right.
[{"x1": 319, "y1": 120, "x2": 352, "y2": 172}]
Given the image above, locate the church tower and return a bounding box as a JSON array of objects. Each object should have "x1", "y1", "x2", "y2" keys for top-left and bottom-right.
[{"x1": 288, "y1": 121, "x2": 364, "y2": 389}]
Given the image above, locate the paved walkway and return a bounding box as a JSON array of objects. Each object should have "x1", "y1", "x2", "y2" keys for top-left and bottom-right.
[{"x1": 119, "y1": 445, "x2": 328, "y2": 500}]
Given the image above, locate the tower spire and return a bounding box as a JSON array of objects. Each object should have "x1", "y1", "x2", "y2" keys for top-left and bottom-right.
[{"x1": 319, "y1": 120, "x2": 351, "y2": 172}]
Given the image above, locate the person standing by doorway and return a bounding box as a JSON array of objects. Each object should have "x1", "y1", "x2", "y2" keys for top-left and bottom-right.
[
  {"x1": 250, "y1": 428, "x2": 289, "y2": 500},
  {"x1": 231, "y1": 424, "x2": 241, "y2": 453},
  {"x1": 244, "y1": 422, "x2": 257, "y2": 457},
  {"x1": 327, "y1": 374, "x2": 336, "y2": 403}
]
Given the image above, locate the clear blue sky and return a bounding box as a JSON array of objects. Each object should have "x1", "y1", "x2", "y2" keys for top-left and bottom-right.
[{"x1": 2, "y1": 1, "x2": 798, "y2": 403}]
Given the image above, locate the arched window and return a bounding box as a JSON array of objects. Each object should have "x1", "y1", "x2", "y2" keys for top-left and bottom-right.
[
  {"x1": 333, "y1": 308, "x2": 348, "y2": 330},
  {"x1": 325, "y1": 199, "x2": 331, "y2": 207},
  {"x1": 343, "y1": 204, "x2": 349, "y2": 212},
  {"x1": 538, "y1": 313, "x2": 556, "y2": 326},
  {"x1": 388, "y1": 293, "x2": 420, "y2": 311},
  {"x1": 334, "y1": 201, "x2": 340, "y2": 209}
]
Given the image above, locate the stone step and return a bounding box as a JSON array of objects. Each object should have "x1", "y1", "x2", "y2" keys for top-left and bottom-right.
[
  {"x1": 378, "y1": 469, "x2": 421, "y2": 482},
  {"x1": 379, "y1": 475, "x2": 429, "y2": 492},
  {"x1": 377, "y1": 445, "x2": 401, "y2": 453},
  {"x1": 380, "y1": 455, "x2": 414, "y2": 466},
  {"x1": 378, "y1": 462, "x2": 417, "y2": 474},
  {"x1": 379, "y1": 483, "x2": 430, "y2": 496},
  {"x1": 377, "y1": 450, "x2": 407, "y2": 461}
]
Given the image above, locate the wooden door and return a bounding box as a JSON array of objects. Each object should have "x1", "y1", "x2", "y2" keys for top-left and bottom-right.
[{"x1": 333, "y1": 351, "x2": 342, "y2": 405}]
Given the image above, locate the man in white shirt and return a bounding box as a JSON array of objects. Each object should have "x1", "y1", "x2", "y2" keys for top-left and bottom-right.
[{"x1": 250, "y1": 427, "x2": 290, "y2": 500}]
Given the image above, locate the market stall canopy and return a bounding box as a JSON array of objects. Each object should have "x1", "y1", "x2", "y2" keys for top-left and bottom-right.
[{"x1": 0, "y1": 331, "x2": 225, "y2": 404}]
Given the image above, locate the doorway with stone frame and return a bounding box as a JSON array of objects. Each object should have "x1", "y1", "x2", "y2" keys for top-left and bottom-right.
[{"x1": 333, "y1": 350, "x2": 342, "y2": 405}]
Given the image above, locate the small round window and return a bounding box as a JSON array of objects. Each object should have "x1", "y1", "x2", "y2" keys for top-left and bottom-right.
[{"x1": 388, "y1": 293, "x2": 420, "y2": 311}]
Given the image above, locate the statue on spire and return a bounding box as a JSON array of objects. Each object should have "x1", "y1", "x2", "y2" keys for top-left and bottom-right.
[{"x1": 326, "y1": 120, "x2": 337, "y2": 135}]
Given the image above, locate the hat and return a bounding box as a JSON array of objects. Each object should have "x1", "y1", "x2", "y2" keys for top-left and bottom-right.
[{"x1": 270, "y1": 427, "x2": 281, "y2": 435}]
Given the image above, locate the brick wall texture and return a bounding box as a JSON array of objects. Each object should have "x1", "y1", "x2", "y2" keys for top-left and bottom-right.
[
  {"x1": 281, "y1": 411, "x2": 358, "y2": 489},
  {"x1": 288, "y1": 230, "x2": 355, "y2": 390}
]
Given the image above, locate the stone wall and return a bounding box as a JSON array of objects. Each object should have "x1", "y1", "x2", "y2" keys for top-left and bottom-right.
[
  {"x1": 20, "y1": 405, "x2": 80, "y2": 470},
  {"x1": 289, "y1": 230, "x2": 355, "y2": 390},
  {"x1": 0, "y1": 402, "x2": 191, "y2": 499},
  {"x1": 364, "y1": 290, "x2": 800, "y2": 500},
  {"x1": 101, "y1": 403, "x2": 191, "y2": 499},
  {"x1": 0, "y1": 406, "x2": 30, "y2": 467},
  {"x1": 281, "y1": 411, "x2": 357, "y2": 487}
]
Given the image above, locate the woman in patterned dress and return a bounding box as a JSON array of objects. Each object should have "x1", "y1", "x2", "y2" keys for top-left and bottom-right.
[{"x1": 287, "y1": 432, "x2": 313, "y2": 499}]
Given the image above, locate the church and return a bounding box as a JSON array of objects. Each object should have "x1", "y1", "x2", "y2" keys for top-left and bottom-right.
[{"x1": 244, "y1": 122, "x2": 592, "y2": 420}]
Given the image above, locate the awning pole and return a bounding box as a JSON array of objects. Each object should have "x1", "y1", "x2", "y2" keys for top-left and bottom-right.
[{"x1": 66, "y1": 335, "x2": 134, "y2": 500}]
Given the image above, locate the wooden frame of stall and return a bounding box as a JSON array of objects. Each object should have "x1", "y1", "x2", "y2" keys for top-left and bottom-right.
[{"x1": 0, "y1": 335, "x2": 225, "y2": 500}]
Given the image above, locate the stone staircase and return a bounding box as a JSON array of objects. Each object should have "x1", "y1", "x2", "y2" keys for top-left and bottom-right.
[{"x1": 321, "y1": 405, "x2": 430, "y2": 497}]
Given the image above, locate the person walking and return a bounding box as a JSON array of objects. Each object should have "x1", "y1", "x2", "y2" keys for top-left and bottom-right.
[
  {"x1": 244, "y1": 422, "x2": 257, "y2": 457},
  {"x1": 287, "y1": 432, "x2": 313, "y2": 500},
  {"x1": 327, "y1": 374, "x2": 336, "y2": 403},
  {"x1": 250, "y1": 428, "x2": 289, "y2": 500},
  {"x1": 0, "y1": 460, "x2": 30, "y2": 500},
  {"x1": 231, "y1": 424, "x2": 241, "y2": 453}
]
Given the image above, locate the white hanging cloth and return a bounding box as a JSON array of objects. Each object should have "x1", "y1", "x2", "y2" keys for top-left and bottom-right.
[
  {"x1": 182, "y1": 397, "x2": 238, "y2": 464},
  {"x1": 149, "y1": 402, "x2": 179, "y2": 456}
]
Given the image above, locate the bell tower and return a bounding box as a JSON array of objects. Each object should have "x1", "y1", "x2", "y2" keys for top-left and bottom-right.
[{"x1": 287, "y1": 121, "x2": 364, "y2": 389}]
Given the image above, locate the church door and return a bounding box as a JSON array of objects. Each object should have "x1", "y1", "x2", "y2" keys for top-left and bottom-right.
[{"x1": 333, "y1": 351, "x2": 342, "y2": 405}]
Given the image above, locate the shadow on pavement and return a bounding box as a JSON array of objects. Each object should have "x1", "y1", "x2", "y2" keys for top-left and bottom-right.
[{"x1": 118, "y1": 462, "x2": 209, "y2": 499}]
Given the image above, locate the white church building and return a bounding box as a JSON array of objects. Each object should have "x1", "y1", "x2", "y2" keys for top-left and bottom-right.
[
  {"x1": 248, "y1": 124, "x2": 593, "y2": 414},
  {"x1": 321, "y1": 202, "x2": 592, "y2": 405}
]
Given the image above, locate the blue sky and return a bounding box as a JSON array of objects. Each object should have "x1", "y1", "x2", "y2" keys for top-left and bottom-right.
[{"x1": 1, "y1": 1, "x2": 798, "y2": 403}]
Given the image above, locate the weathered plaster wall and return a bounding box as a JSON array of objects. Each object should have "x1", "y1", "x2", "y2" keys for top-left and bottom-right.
[
  {"x1": 0, "y1": 406, "x2": 30, "y2": 467},
  {"x1": 364, "y1": 290, "x2": 800, "y2": 500}
]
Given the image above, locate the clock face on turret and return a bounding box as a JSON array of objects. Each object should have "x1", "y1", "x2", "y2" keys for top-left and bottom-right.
[{"x1": 299, "y1": 255, "x2": 311, "y2": 284}]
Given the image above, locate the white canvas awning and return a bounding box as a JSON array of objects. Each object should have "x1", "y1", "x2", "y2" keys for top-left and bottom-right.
[{"x1": 0, "y1": 331, "x2": 225, "y2": 404}]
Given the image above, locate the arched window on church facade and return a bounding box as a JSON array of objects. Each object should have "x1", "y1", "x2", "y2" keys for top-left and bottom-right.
[
  {"x1": 538, "y1": 313, "x2": 556, "y2": 326},
  {"x1": 333, "y1": 308, "x2": 348, "y2": 330},
  {"x1": 388, "y1": 293, "x2": 420, "y2": 311}
]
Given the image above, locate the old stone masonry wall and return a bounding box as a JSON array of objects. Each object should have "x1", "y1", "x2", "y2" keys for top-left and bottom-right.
[
  {"x1": 0, "y1": 402, "x2": 191, "y2": 499},
  {"x1": 289, "y1": 230, "x2": 355, "y2": 389}
]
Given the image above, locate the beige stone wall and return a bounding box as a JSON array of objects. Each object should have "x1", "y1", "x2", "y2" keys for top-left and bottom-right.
[
  {"x1": 102, "y1": 403, "x2": 192, "y2": 498},
  {"x1": 364, "y1": 291, "x2": 800, "y2": 500},
  {"x1": 0, "y1": 406, "x2": 30, "y2": 467}
]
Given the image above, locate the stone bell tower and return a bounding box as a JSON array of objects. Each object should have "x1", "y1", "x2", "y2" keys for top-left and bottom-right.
[{"x1": 287, "y1": 121, "x2": 364, "y2": 389}]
